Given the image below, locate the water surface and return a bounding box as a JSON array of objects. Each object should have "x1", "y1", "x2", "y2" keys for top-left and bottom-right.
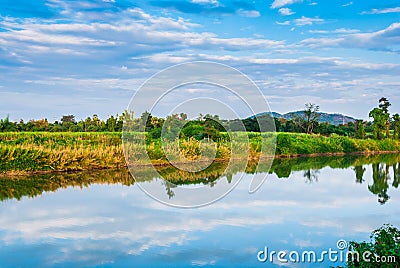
[{"x1": 1, "y1": 154, "x2": 399, "y2": 267}]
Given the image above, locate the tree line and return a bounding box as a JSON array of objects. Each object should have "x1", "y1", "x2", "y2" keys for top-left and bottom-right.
[{"x1": 0, "y1": 97, "x2": 399, "y2": 140}]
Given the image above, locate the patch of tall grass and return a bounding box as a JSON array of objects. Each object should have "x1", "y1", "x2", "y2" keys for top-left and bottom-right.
[{"x1": 1, "y1": 132, "x2": 399, "y2": 172}]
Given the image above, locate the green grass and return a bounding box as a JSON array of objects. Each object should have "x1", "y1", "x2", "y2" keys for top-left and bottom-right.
[
  {"x1": 0, "y1": 132, "x2": 399, "y2": 172},
  {"x1": 275, "y1": 132, "x2": 400, "y2": 155}
]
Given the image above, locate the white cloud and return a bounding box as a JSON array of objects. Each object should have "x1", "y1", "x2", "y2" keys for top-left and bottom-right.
[
  {"x1": 278, "y1": 8, "x2": 295, "y2": 16},
  {"x1": 342, "y1": 2, "x2": 353, "y2": 7},
  {"x1": 361, "y1": 7, "x2": 400, "y2": 15},
  {"x1": 309, "y1": 28, "x2": 360, "y2": 34},
  {"x1": 294, "y1": 16, "x2": 324, "y2": 26},
  {"x1": 191, "y1": 0, "x2": 220, "y2": 5},
  {"x1": 276, "y1": 20, "x2": 291, "y2": 25},
  {"x1": 334, "y1": 28, "x2": 360, "y2": 34},
  {"x1": 300, "y1": 23, "x2": 400, "y2": 52},
  {"x1": 237, "y1": 9, "x2": 261, "y2": 17},
  {"x1": 271, "y1": 0, "x2": 302, "y2": 9}
]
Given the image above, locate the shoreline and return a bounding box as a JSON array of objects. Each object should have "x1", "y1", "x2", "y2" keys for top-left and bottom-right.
[{"x1": 2, "y1": 150, "x2": 399, "y2": 177}]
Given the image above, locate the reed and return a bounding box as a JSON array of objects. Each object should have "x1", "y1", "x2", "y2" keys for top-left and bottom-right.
[{"x1": 1, "y1": 132, "x2": 399, "y2": 172}]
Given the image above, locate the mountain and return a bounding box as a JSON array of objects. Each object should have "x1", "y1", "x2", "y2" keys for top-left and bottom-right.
[{"x1": 254, "y1": 111, "x2": 357, "y2": 126}]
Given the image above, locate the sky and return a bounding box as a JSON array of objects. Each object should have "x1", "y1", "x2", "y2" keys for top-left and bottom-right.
[{"x1": 0, "y1": 0, "x2": 399, "y2": 121}]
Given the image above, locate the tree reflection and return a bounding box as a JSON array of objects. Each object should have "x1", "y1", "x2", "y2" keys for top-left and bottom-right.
[
  {"x1": 303, "y1": 169, "x2": 320, "y2": 183},
  {"x1": 353, "y1": 165, "x2": 366, "y2": 183},
  {"x1": 1, "y1": 154, "x2": 400, "y2": 204},
  {"x1": 393, "y1": 163, "x2": 400, "y2": 188},
  {"x1": 368, "y1": 163, "x2": 390, "y2": 205}
]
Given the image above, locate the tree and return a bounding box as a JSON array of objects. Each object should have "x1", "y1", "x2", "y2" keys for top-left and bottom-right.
[
  {"x1": 369, "y1": 108, "x2": 386, "y2": 139},
  {"x1": 292, "y1": 103, "x2": 320, "y2": 134},
  {"x1": 106, "y1": 115, "x2": 117, "y2": 132},
  {"x1": 0, "y1": 116, "x2": 16, "y2": 132},
  {"x1": 60, "y1": 115, "x2": 76, "y2": 131},
  {"x1": 347, "y1": 224, "x2": 400, "y2": 268},
  {"x1": 122, "y1": 110, "x2": 135, "y2": 131},
  {"x1": 354, "y1": 119, "x2": 365, "y2": 139},
  {"x1": 61, "y1": 115, "x2": 75, "y2": 124},
  {"x1": 393, "y1": 114, "x2": 400, "y2": 140},
  {"x1": 379, "y1": 97, "x2": 391, "y2": 138},
  {"x1": 304, "y1": 103, "x2": 320, "y2": 134}
]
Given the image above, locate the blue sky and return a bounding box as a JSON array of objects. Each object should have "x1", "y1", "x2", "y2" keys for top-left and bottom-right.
[{"x1": 0, "y1": 0, "x2": 399, "y2": 121}]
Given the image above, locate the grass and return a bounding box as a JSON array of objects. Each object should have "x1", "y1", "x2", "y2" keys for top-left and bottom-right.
[
  {"x1": 0, "y1": 132, "x2": 125, "y2": 172},
  {"x1": 276, "y1": 132, "x2": 400, "y2": 155},
  {"x1": 0, "y1": 132, "x2": 399, "y2": 173}
]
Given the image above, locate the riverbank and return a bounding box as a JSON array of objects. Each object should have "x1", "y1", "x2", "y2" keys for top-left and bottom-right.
[{"x1": 1, "y1": 132, "x2": 399, "y2": 175}]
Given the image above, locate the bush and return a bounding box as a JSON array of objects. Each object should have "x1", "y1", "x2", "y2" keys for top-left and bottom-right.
[
  {"x1": 347, "y1": 224, "x2": 400, "y2": 267},
  {"x1": 276, "y1": 133, "x2": 292, "y2": 155}
]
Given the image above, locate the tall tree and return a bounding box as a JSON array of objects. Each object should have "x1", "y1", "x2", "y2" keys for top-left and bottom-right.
[
  {"x1": 293, "y1": 103, "x2": 320, "y2": 134},
  {"x1": 379, "y1": 97, "x2": 391, "y2": 138},
  {"x1": 354, "y1": 119, "x2": 365, "y2": 139},
  {"x1": 393, "y1": 114, "x2": 400, "y2": 140},
  {"x1": 369, "y1": 108, "x2": 386, "y2": 140}
]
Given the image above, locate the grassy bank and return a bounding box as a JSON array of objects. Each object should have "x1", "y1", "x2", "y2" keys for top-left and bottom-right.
[
  {"x1": 276, "y1": 132, "x2": 400, "y2": 155},
  {"x1": 0, "y1": 132, "x2": 399, "y2": 173},
  {"x1": 0, "y1": 132, "x2": 125, "y2": 172}
]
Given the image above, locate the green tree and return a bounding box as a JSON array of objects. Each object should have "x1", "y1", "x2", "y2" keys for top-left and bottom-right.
[
  {"x1": 379, "y1": 97, "x2": 391, "y2": 138},
  {"x1": 106, "y1": 115, "x2": 117, "y2": 132},
  {"x1": 121, "y1": 110, "x2": 135, "y2": 131},
  {"x1": 0, "y1": 116, "x2": 17, "y2": 132},
  {"x1": 347, "y1": 224, "x2": 400, "y2": 267},
  {"x1": 393, "y1": 114, "x2": 400, "y2": 140},
  {"x1": 354, "y1": 120, "x2": 365, "y2": 139},
  {"x1": 369, "y1": 108, "x2": 386, "y2": 140}
]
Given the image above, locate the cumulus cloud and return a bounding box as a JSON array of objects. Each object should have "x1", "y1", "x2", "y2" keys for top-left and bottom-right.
[
  {"x1": 294, "y1": 16, "x2": 324, "y2": 26},
  {"x1": 278, "y1": 8, "x2": 295, "y2": 16},
  {"x1": 271, "y1": 0, "x2": 302, "y2": 9},
  {"x1": 237, "y1": 9, "x2": 261, "y2": 17}
]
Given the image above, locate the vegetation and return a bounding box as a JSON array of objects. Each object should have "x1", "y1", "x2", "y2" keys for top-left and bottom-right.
[
  {"x1": 275, "y1": 132, "x2": 400, "y2": 156},
  {"x1": 0, "y1": 131, "x2": 399, "y2": 174},
  {"x1": 0, "y1": 97, "x2": 399, "y2": 173},
  {"x1": 0, "y1": 132, "x2": 125, "y2": 172},
  {"x1": 347, "y1": 224, "x2": 400, "y2": 267}
]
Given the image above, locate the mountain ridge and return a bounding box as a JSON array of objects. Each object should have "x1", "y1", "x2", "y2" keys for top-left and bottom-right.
[{"x1": 255, "y1": 111, "x2": 357, "y2": 126}]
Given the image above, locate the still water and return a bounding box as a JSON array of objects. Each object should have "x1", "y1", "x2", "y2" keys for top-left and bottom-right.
[{"x1": 0, "y1": 154, "x2": 399, "y2": 267}]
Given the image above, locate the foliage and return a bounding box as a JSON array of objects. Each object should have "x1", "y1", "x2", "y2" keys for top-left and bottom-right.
[
  {"x1": 369, "y1": 97, "x2": 393, "y2": 140},
  {"x1": 347, "y1": 224, "x2": 400, "y2": 267},
  {"x1": 393, "y1": 114, "x2": 400, "y2": 140},
  {"x1": 355, "y1": 120, "x2": 366, "y2": 139}
]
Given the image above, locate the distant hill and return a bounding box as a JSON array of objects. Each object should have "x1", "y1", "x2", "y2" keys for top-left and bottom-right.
[{"x1": 254, "y1": 111, "x2": 357, "y2": 126}]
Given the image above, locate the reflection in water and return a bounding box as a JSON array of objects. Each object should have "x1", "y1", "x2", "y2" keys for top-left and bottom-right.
[
  {"x1": 0, "y1": 169, "x2": 134, "y2": 201},
  {"x1": 353, "y1": 165, "x2": 366, "y2": 183},
  {"x1": 0, "y1": 154, "x2": 400, "y2": 267},
  {"x1": 1, "y1": 153, "x2": 400, "y2": 204}
]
